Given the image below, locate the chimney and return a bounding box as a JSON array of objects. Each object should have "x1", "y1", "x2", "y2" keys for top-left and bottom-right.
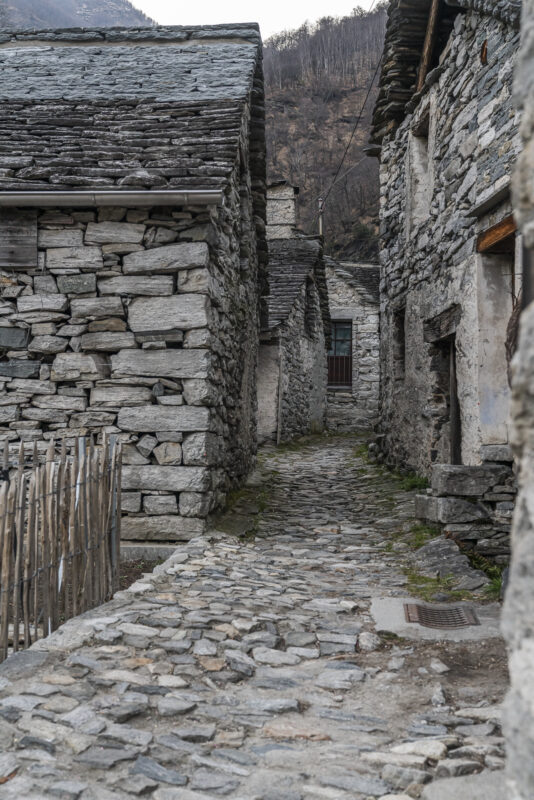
[{"x1": 266, "y1": 182, "x2": 299, "y2": 240}]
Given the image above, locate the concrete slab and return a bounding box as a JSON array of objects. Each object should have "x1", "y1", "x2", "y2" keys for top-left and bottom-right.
[
  {"x1": 370, "y1": 597, "x2": 501, "y2": 642},
  {"x1": 120, "y1": 543, "x2": 177, "y2": 562},
  {"x1": 421, "y1": 770, "x2": 505, "y2": 800}
]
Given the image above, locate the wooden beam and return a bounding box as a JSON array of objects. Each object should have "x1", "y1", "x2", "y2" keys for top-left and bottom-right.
[
  {"x1": 416, "y1": 0, "x2": 441, "y2": 93},
  {"x1": 477, "y1": 214, "x2": 517, "y2": 253}
]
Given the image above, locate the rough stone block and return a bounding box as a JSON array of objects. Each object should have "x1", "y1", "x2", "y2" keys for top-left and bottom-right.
[
  {"x1": 111, "y1": 349, "x2": 209, "y2": 380},
  {"x1": 38, "y1": 229, "x2": 84, "y2": 248},
  {"x1": 85, "y1": 222, "x2": 145, "y2": 244},
  {"x1": 90, "y1": 385, "x2": 153, "y2": 407},
  {"x1": 178, "y1": 268, "x2": 212, "y2": 294},
  {"x1": 46, "y1": 247, "x2": 104, "y2": 272},
  {"x1": 7, "y1": 379, "x2": 55, "y2": 395},
  {"x1": 479, "y1": 444, "x2": 514, "y2": 463},
  {"x1": 153, "y1": 442, "x2": 182, "y2": 465},
  {"x1": 121, "y1": 466, "x2": 209, "y2": 492},
  {"x1": 179, "y1": 491, "x2": 211, "y2": 517},
  {"x1": 71, "y1": 297, "x2": 124, "y2": 319},
  {"x1": 51, "y1": 353, "x2": 109, "y2": 381},
  {"x1": 182, "y1": 379, "x2": 216, "y2": 406},
  {"x1": 32, "y1": 395, "x2": 86, "y2": 412},
  {"x1": 17, "y1": 295, "x2": 68, "y2": 314},
  {"x1": 121, "y1": 492, "x2": 142, "y2": 513},
  {"x1": 123, "y1": 242, "x2": 209, "y2": 274},
  {"x1": 128, "y1": 295, "x2": 210, "y2": 333},
  {"x1": 0, "y1": 360, "x2": 40, "y2": 379},
  {"x1": 57, "y1": 274, "x2": 97, "y2": 295},
  {"x1": 28, "y1": 335, "x2": 68, "y2": 354},
  {"x1": 121, "y1": 515, "x2": 205, "y2": 541},
  {"x1": 0, "y1": 326, "x2": 30, "y2": 350},
  {"x1": 117, "y1": 405, "x2": 210, "y2": 433},
  {"x1": 431, "y1": 464, "x2": 512, "y2": 497},
  {"x1": 98, "y1": 276, "x2": 174, "y2": 296},
  {"x1": 80, "y1": 332, "x2": 136, "y2": 352},
  {"x1": 416, "y1": 494, "x2": 490, "y2": 523},
  {"x1": 182, "y1": 432, "x2": 219, "y2": 466},
  {"x1": 137, "y1": 435, "x2": 158, "y2": 457},
  {"x1": 143, "y1": 495, "x2": 178, "y2": 515},
  {"x1": 0, "y1": 405, "x2": 18, "y2": 423}
]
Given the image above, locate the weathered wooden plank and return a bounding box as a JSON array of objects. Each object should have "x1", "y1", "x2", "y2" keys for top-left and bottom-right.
[
  {"x1": 477, "y1": 214, "x2": 517, "y2": 253},
  {"x1": 416, "y1": 0, "x2": 441, "y2": 93},
  {"x1": 0, "y1": 209, "x2": 38, "y2": 269}
]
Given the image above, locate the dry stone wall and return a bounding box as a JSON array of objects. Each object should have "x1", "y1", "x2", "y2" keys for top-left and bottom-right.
[
  {"x1": 325, "y1": 260, "x2": 379, "y2": 431},
  {"x1": 378, "y1": 10, "x2": 521, "y2": 475},
  {"x1": 0, "y1": 195, "x2": 260, "y2": 541},
  {"x1": 503, "y1": 0, "x2": 534, "y2": 796},
  {"x1": 277, "y1": 280, "x2": 327, "y2": 442}
]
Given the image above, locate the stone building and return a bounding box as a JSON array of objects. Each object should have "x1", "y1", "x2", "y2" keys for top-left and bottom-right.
[
  {"x1": 504, "y1": 0, "x2": 534, "y2": 795},
  {"x1": 257, "y1": 184, "x2": 329, "y2": 443},
  {"x1": 369, "y1": 0, "x2": 522, "y2": 558},
  {"x1": 0, "y1": 24, "x2": 267, "y2": 543},
  {"x1": 325, "y1": 258, "x2": 380, "y2": 431}
]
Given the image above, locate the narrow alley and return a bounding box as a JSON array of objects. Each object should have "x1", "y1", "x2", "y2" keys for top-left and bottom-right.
[{"x1": 0, "y1": 437, "x2": 507, "y2": 800}]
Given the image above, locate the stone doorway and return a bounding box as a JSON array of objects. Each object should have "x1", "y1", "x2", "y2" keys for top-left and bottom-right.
[{"x1": 424, "y1": 306, "x2": 462, "y2": 466}]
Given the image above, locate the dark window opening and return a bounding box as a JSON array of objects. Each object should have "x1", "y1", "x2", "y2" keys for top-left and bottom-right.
[
  {"x1": 393, "y1": 307, "x2": 406, "y2": 381},
  {"x1": 416, "y1": 0, "x2": 462, "y2": 93},
  {"x1": 328, "y1": 320, "x2": 352, "y2": 387}
]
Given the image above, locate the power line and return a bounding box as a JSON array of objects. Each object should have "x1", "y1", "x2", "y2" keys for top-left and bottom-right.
[{"x1": 318, "y1": 54, "x2": 382, "y2": 213}]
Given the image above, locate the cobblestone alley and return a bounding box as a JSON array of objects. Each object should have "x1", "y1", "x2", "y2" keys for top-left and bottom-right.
[{"x1": 0, "y1": 437, "x2": 507, "y2": 800}]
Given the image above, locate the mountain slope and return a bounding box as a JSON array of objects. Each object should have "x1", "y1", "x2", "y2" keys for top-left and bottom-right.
[
  {"x1": 0, "y1": 0, "x2": 154, "y2": 29},
  {"x1": 264, "y1": 6, "x2": 387, "y2": 260}
]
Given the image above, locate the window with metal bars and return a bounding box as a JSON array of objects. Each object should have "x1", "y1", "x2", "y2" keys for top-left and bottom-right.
[{"x1": 328, "y1": 320, "x2": 352, "y2": 387}]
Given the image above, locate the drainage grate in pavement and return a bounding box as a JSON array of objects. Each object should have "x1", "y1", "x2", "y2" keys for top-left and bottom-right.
[{"x1": 404, "y1": 603, "x2": 480, "y2": 629}]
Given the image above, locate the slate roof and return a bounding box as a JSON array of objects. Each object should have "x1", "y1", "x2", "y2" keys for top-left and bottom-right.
[
  {"x1": 0, "y1": 25, "x2": 262, "y2": 191},
  {"x1": 369, "y1": 0, "x2": 521, "y2": 147},
  {"x1": 266, "y1": 237, "x2": 330, "y2": 339},
  {"x1": 325, "y1": 257, "x2": 380, "y2": 304}
]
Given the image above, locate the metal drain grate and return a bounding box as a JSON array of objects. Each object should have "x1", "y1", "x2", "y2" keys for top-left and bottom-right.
[{"x1": 404, "y1": 603, "x2": 480, "y2": 629}]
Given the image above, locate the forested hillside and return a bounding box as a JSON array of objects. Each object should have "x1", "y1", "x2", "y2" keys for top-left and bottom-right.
[
  {"x1": 0, "y1": 0, "x2": 153, "y2": 29},
  {"x1": 264, "y1": 6, "x2": 387, "y2": 260}
]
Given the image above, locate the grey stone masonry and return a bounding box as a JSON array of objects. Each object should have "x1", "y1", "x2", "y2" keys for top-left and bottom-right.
[
  {"x1": 257, "y1": 223, "x2": 329, "y2": 444},
  {"x1": 374, "y1": 5, "x2": 521, "y2": 477},
  {"x1": 0, "y1": 25, "x2": 262, "y2": 192},
  {"x1": 370, "y1": 0, "x2": 522, "y2": 560},
  {"x1": 416, "y1": 463, "x2": 516, "y2": 561},
  {"x1": 0, "y1": 25, "x2": 268, "y2": 541},
  {"x1": 503, "y1": 1, "x2": 534, "y2": 798},
  {"x1": 325, "y1": 258, "x2": 380, "y2": 431}
]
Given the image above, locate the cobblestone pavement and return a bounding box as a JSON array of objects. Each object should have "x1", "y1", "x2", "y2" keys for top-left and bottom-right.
[{"x1": 0, "y1": 436, "x2": 507, "y2": 800}]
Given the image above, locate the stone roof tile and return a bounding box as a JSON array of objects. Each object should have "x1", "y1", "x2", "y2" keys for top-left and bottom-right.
[{"x1": 0, "y1": 25, "x2": 262, "y2": 191}]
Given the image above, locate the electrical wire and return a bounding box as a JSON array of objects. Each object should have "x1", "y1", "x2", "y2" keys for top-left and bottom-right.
[{"x1": 317, "y1": 54, "x2": 382, "y2": 216}]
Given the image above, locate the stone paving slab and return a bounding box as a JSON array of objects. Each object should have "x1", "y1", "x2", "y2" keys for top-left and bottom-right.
[
  {"x1": 421, "y1": 769, "x2": 506, "y2": 799},
  {"x1": 0, "y1": 436, "x2": 507, "y2": 799}
]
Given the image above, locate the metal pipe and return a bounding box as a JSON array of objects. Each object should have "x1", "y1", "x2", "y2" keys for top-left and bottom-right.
[{"x1": 0, "y1": 190, "x2": 223, "y2": 207}]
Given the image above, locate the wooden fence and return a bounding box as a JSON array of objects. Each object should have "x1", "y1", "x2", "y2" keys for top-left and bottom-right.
[{"x1": 0, "y1": 434, "x2": 122, "y2": 663}]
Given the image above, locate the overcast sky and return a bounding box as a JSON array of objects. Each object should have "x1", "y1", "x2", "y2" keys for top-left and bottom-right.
[{"x1": 130, "y1": 1, "x2": 375, "y2": 39}]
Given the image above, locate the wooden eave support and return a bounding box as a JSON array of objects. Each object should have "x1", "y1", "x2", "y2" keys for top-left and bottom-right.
[
  {"x1": 476, "y1": 214, "x2": 517, "y2": 253},
  {"x1": 416, "y1": 0, "x2": 441, "y2": 92}
]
